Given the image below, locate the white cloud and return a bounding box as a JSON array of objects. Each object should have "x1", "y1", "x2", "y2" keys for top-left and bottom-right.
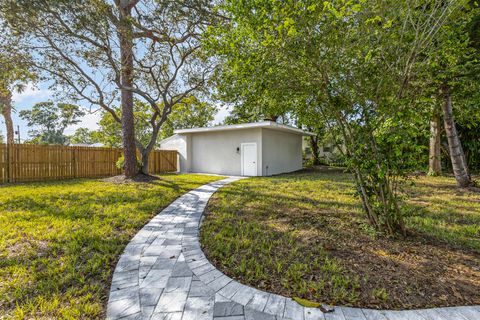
[
  {"x1": 64, "y1": 110, "x2": 101, "y2": 135},
  {"x1": 213, "y1": 104, "x2": 230, "y2": 125},
  {"x1": 12, "y1": 84, "x2": 53, "y2": 104}
]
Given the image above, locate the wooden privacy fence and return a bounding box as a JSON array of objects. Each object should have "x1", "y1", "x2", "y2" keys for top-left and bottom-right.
[{"x1": 0, "y1": 144, "x2": 177, "y2": 183}]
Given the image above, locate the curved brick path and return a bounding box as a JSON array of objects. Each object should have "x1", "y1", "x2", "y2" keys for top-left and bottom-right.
[{"x1": 107, "y1": 177, "x2": 480, "y2": 320}]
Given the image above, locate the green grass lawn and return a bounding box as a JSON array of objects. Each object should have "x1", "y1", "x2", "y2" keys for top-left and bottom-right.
[
  {"x1": 201, "y1": 167, "x2": 480, "y2": 309},
  {"x1": 0, "y1": 174, "x2": 222, "y2": 319}
]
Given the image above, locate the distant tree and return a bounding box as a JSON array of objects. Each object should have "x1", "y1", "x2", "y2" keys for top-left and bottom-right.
[
  {"x1": 223, "y1": 107, "x2": 261, "y2": 125},
  {"x1": 94, "y1": 101, "x2": 153, "y2": 148},
  {"x1": 294, "y1": 97, "x2": 328, "y2": 166},
  {"x1": 160, "y1": 96, "x2": 216, "y2": 139},
  {"x1": 20, "y1": 102, "x2": 85, "y2": 145},
  {"x1": 69, "y1": 127, "x2": 99, "y2": 145}
]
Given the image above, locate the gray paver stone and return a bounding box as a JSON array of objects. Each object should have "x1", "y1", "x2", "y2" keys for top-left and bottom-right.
[
  {"x1": 139, "y1": 287, "x2": 163, "y2": 306},
  {"x1": 150, "y1": 312, "x2": 183, "y2": 320},
  {"x1": 107, "y1": 295, "x2": 140, "y2": 319},
  {"x1": 342, "y1": 307, "x2": 367, "y2": 320},
  {"x1": 189, "y1": 280, "x2": 216, "y2": 298},
  {"x1": 284, "y1": 298, "x2": 305, "y2": 320},
  {"x1": 361, "y1": 309, "x2": 387, "y2": 320},
  {"x1": 231, "y1": 285, "x2": 256, "y2": 306},
  {"x1": 218, "y1": 281, "x2": 243, "y2": 300},
  {"x1": 304, "y1": 307, "x2": 325, "y2": 320},
  {"x1": 153, "y1": 291, "x2": 188, "y2": 313},
  {"x1": 244, "y1": 307, "x2": 275, "y2": 320},
  {"x1": 171, "y1": 261, "x2": 194, "y2": 277},
  {"x1": 246, "y1": 291, "x2": 270, "y2": 313},
  {"x1": 140, "y1": 269, "x2": 171, "y2": 288},
  {"x1": 324, "y1": 308, "x2": 346, "y2": 320},
  {"x1": 164, "y1": 276, "x2": 192, "y2": 293},
  {"x1": 209, "y1": 275, "x2": 233, "y2": 292},
  {"x1": 214, "y1": 301, "x2": 245, "y2": 317},
  {"x1": 263, "y1": 294, "x2": 286, "y2": 317},
  {"x1": 182, "y1": 296, "x2": 215, "y2": 320}
]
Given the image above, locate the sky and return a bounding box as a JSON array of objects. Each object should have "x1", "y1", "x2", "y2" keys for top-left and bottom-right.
[{"x1": 2, "y1": 82, "x2": 231, "y2": 142}]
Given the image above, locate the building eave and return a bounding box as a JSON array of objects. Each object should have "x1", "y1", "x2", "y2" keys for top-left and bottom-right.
[{"x1": 174, "y1": 121, "x2": 315, "y2": 136}]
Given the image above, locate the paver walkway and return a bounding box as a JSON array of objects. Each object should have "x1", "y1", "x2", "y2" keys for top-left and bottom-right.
[{"x1": 107, "y1": 177, "x2": 480, "y2": 320}]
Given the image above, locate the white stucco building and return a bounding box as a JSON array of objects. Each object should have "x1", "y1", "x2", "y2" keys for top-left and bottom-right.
[{"x1": 159, "y1": 121, "x2": 314, "y2": 176}]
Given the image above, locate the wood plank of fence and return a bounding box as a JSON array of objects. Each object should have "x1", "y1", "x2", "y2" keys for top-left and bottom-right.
[{"x1": 0, "y1": 144, "x2": 177, "y2": 183}]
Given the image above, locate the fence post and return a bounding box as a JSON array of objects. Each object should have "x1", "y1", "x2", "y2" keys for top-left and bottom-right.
[
  {"x1": 6, "y1": 143, "x2": 12, "y2": 183},
  {"x1": 72, "y1": 147, "x2": 77, "y2": 178}
]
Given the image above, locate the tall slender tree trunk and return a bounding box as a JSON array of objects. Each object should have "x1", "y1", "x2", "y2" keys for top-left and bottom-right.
[
  {"x1": 118, "y1": 0, "x2": 138, "y2": 178},
  {"x1": 442, "y1": 84, "x2": 471, "y2": 187},
  {"x1": 0, "y1": 90, "x2": 14, "y2": 144},
  {"x1": 428, "y1": 111, "x2": 442, "y2": 176}
]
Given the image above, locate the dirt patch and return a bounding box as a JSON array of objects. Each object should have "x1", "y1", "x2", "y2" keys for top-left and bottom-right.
[
  {"x1": 6, "y1": 239, "x2": 49, "y2": 259},
  {"x1": 318, "y1": 218, "x2": 480, "y2": 309},
  {"x1": 101, "y1": 173, "x2": 162, "y2": 184}
]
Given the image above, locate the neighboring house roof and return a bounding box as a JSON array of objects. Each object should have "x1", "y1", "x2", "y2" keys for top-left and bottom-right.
[
  {"x1": 70, "y1": 143, "x2": 105, "y2": 147},
  {"x1": 174, "y1": 121, "x2": 315, "y2": 136}
]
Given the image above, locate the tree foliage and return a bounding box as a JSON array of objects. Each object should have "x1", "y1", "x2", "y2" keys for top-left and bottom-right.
[
  {"x1": 71, "y1": 96, "x2": 216, "y2": 148},
  {"x1": 418, "y1": 2, "x2": 480, "y2": 186},
  {"x1": 160, "y1": 96, "x2": 217, "y2": 139},
  {"x1": 0, "y1": 23, "x2": 35, "y2": 144},
  {"x1": 69, "y1": 127, "x2": 98, "y2": 145},
  {"x1": 209, "y1": 0, "x2": 471, "y2": 235},
  {"x1": 1, "y1": 0, "x2": 219, "y2": 174},
  {"x1": 20, "y1": 102, "x2": 85, "y2": 145}
]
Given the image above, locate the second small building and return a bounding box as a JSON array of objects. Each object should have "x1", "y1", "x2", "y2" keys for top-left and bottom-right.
[{"x1": 159, "y1": 121, "x2": 313, "y2": 176}]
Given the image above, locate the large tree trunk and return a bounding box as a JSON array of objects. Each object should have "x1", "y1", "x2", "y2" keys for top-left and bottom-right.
[
  {"x1": 309, "y1": 135, "x2": 321, "y2": 165},
  {"x1": 118, "y1": 1, "x2": 138, "y2": 178},
  {"x1": 0, "y1": 90, "x2": 14, "y2": 144},
  {"x1": 428, "y1": 111, "x2": 442, "y2": 176},
  {"x1": 442, "y1": 85, "x2": 471, "y2": 187},
  {"x1": 140, "y1": 149, "x2": 150, "y2": 175},
  {"x1": 139, "y1": 125, "x2": 161, "y2": 175}
]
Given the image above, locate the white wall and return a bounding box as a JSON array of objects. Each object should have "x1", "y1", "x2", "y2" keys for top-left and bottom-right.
[
  {"x1": 159, "y1": 134, "x2": 191, "y2": 172},
  {"x1": 161, "y1": 128, "x2": 304, "y2": 176},
  {"x1": 261, "y1": 128, "x2": 303, "y2": 175},
  {"x1": 190, "y1": 128, "x2": 263, "y2": 176}
]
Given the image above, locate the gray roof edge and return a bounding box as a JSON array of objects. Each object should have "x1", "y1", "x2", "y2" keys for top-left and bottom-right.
[{"x1": 174, "y1": 121, "x2": 315, "y2": 136}]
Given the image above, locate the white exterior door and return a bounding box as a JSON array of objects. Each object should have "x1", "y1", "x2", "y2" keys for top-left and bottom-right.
[{"x1": 241, "y1": 143, "x2": 257, "y2": 176}]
